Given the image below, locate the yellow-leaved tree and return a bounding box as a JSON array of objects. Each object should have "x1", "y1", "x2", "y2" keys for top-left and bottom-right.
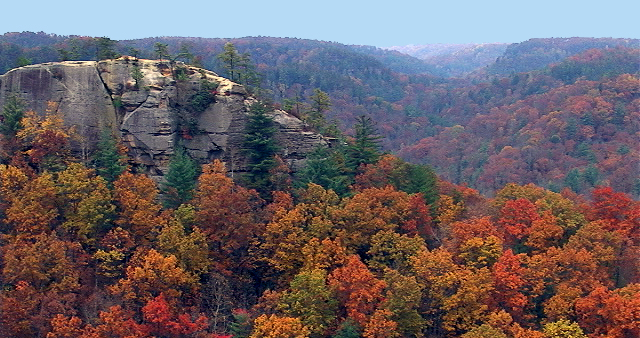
[{"x1": 250, "y1": 314, "x2": 310, "y2": 338}]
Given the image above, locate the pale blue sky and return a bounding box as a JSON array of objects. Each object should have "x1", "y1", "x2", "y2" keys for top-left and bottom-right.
[{"x1": 2, "y1": 0, "x2": 638, "y2": 47}]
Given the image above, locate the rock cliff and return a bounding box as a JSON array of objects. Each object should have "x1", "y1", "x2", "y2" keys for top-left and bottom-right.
[{"x1": 0, "y1": 58, "x2": 326, "y2": 177}]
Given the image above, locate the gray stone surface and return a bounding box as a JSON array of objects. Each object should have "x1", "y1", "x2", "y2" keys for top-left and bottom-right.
[{"x1": 0, "y1": 58, "x2": 326, "y2": 176}]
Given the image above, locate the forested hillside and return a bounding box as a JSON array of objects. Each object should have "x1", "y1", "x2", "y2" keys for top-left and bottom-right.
[
  {"x1": 0, "y1": 91, "x2": 638, "y2": 337},
  {"x1": 385, "y1": 43, "x2": 508, "y2": 77},
  {"x1": 487, "y1": 37, "x2": 639, "y2": 75},
  {"x1": 0, "y1": 31, "x2": 639, "y2": 338},
  {"x1": 400, "y1": 48, "x2": 640, "y2": 196},
  {"x1": 1, "y1": 32, "x2": 638, "y2": 198}
]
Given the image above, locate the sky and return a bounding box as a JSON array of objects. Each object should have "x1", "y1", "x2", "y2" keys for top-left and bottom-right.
[{"x1": 1, "y1": 0, "x2": 638, "y2": 47}]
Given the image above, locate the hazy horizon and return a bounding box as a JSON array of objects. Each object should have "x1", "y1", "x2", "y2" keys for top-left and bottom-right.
[{"x1": 1, "y1": 0, "x2": 638, "y2": 47}]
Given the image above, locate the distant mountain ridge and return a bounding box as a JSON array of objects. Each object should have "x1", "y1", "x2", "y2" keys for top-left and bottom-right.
[
  {"x1": 2, "y1": 33, "x2": 636, "y2": 80},
  {"x1": 385, "y1": 37, "x2": 640, "y2": 77},
  {"x1": 1, "y1": 32, "x2": 638, "y2": 197},
  {"x1": 487, "y1": 37, "x2": 640, "y2": 75},
  {"x1": 384, "y1": 43, "x2": 508, "y2": 77}
]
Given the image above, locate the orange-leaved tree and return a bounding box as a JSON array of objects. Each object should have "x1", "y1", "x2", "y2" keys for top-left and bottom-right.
[
  {"x1": 16, "y1": 103, "x2": 75, "y2": 172},
  {"x1": 3, "y1": 171, "x2": 58, "y2": 237},
  {"x1": 113, "y1": 171, "x2": 166, "y2": 246},
  {"x1": 193, "y1": 159, "x2": 261, "y2": 271},
  {"x1": 109, "y1": 248, "x2": 199, "y2": 310},
  {"x1": 333, "y1": 185, "x2": 421, "y2": 253},
  {"x1": 250, "y1": 314, "x2": 310, "y2": 338},
  {"x1": 328, "y1": 255, "x2": 386, "y2": 328},
  {"x1": 491, "y1": 249, "x2": 529, "y2": 324},
  {"x1": 575, "y1": 283, "x2": 640, "y2": 338}
]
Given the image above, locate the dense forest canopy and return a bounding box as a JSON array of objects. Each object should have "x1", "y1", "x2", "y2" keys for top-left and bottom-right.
[
  {"x1": 0, "y1": 32, "x2": 637, "y2": 196},
  {"x1": 0, "y1": 32, "x2": 638, "y2": 336},
  {"x1": 0, "y1": 107, "x2": 637, "y2": 337}
]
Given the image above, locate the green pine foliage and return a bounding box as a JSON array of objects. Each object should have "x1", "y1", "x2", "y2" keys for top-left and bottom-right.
[
  {"x1": 229, "y1": 310, "x2": 253, "y2": 338},
  {"x1": 304, "y1": 89, "x2": 331, "y2": 133},
  {"x1": 347, "y1": 115, "x2": 382, "y2": 172},
  {"x1": 16, "y1": 56, "x2": 31, "y2": 67},
  {"x1": 0, "y1": 95, "x2": 25, "y2": 140},
  {"x1": 92, "y1": 128, "x2": 126, "y2": 184},
  {"x1": 243, "y1": 101, "x2": 279, "y2": 198},
  {"x1": 395, "y1": 162, "x2": 439, "y2": 207},
  {"x1": 295, "y1": 146, "x2": 352, "y2": 197},
  {"x1": 95, "y1": 37, "x2": 119, "y2": 60},
  {"x1": 154, "y1": 42, "x2": 170, "y2": 60},
  {"x1": 217, "y1": 42, "x2": 262, "y2": 91},
  {"x1": 0, "y1": 95, "x2": 25, "y2": 163},
  {"x1": 218, "y1": 42, "x2": 241, "y2": 82},
  {"x1": 0, "y1": 94, "x2": 25, "y2": 163},
  {"x1": 162, "y1": 146, "x2": 200, "y2": 209},
  {"x1": 130, "y1": 65, "x2": 144, "y2": 89},
  {"x1": 188, "y1": 79, "x2": 218, "y2": 113},
  {"x1": 332, "y1": 319, "x2": 361, "y2": 338}
]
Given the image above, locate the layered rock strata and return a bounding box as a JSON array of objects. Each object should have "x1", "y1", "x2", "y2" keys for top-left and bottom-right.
[{"x1": 0, "y1": 58, "x2": 326, "y2": 177}]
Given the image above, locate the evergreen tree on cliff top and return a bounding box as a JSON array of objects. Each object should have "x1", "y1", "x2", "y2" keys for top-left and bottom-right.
[{"x1": 217, "y1": 42, "x2": 262, "y2": 92}]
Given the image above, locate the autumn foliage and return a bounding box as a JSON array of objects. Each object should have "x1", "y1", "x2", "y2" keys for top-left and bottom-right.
[
  {"x1": 0, "y1": 150, "x2": 637, "y2": 338},
  {"x1": 0, "y1": 96, "x2": 638, "y2": 338}
]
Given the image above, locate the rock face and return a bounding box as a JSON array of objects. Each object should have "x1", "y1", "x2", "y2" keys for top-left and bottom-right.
[{"x1": 0, "y1": 58, "x2": 326, "y2": 176}]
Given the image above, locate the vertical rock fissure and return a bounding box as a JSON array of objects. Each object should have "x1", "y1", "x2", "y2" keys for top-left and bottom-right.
[
  {"x1": 94, "y1": 62, "x2": 113, "y2": 98},
  {"x1": 0, "y1": 59, "x2": 328, "y2": 177}
]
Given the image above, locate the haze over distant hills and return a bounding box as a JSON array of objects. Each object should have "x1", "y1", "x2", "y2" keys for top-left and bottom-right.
[
  {"x1": 1, "y1": 17, "x2": 640, "y2": 338},
  {"x1": 384, "y1": 43, "x2": 509, "y2": 77}
]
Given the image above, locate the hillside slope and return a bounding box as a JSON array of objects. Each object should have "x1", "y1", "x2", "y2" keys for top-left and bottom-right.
[
  {"x1": 385, "y1": 43, "x2": 508, "y2": 77},
  {"x1": 1, "y1": 32, "x2": 638, "y2": 197},
  {"x1": 487, "y1": 37, "x2": 640, "y2": 75},
  {"x1": 400, "y1": 48, "x2": 640, "y2": 196}
]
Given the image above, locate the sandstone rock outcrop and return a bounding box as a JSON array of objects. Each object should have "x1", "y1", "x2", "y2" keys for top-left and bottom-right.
[{"x1": 0, "y1": 58, "x2": 326, "y2": 177}]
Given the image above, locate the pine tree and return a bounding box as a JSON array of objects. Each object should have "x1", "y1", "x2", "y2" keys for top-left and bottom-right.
[
  {"x1": 347, "y1": 115, "x2": 382, "y2": 172},
  {"x1": 162, "y1": 146, "x2": 200, "y2": 209},
  {"x1": 229, "y1": 310, "x2": 252, "y2": 338},
  {"x1": 0, "y1": 95, "x2": 25, "y2": 140},
  {"x1": 243, "y1": 102, "x2": 279, "y2": 199},
  {"x1": 295, "y1": 146, "x2": 352, "y2": 197},
  {"x1": 217, "y1": 42, "x2": 261, "y2": 91},
  {"x1": 564, "y1": 168, "x2": 582, "y2": 193},
  {"x1": 95, "y1": 37, "x2": 119, "y2": 60},
  {"x1": 130, "y1": 65, "x2": 144, "y2": 89},
  {"x1": 305, "y1": 89, "x2": 331, "y2": 133},
  {"x1": 218, "y1": 42, "x2": 242, "y2": 83},
  {"x1": 177, "y1": 43, "x2": 196, "y2": 64},
  {"x1": 154, "y1": 42, "x2": 170, "y2": 60},
  {"x1": 0, "y1": 95, "x2": 25, "y2": 161},
  {"x1": 333, "y1": 320, "x2": 362, "y2": 338},
  {"x1": 238, "y1": 52, "x2": 262, "y2": 90},
  {"x1": 403, "y1": 163, "x2": 439, "y2": 207},
  {"x1": 93, "y1": 128, "x2": 126, "y2": 184}
]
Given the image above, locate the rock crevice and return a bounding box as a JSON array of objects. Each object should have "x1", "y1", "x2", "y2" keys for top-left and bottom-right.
[{"x1": 0, "y1": 58, "x2": 326, "y2": 177}]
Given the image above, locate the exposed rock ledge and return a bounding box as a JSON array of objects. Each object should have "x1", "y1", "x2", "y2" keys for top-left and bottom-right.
[{"x1": 0, "y1": 58, "x2": 327, "y2": 177}]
